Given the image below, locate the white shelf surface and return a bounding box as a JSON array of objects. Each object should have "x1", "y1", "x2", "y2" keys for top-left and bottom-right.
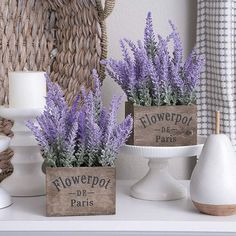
[{"x1": 0, "y1": 181, "x2": 236, "y2": 233}]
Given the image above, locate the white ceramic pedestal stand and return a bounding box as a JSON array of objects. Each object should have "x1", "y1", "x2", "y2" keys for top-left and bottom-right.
[
  {"x1": 121, "y1": 137, "x2": 206, "y2": 201},
  {"x1": 0, "y1": 135, "x2": 12, "y2": 208},
  {"x1": 0, "y1": 107, "x2": 45, "y2": 197}
]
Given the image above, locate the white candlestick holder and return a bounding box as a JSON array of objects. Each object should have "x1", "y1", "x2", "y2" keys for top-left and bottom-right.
[
  {"x1": 121, "y1": 136, "x2": 206, "y2": 201},
  {"x1": 0, "y1": 107, "x2": 45, "y2": 197},
  {"x1": 0, "y1": 135, "x2": 12, "y2": 208}
]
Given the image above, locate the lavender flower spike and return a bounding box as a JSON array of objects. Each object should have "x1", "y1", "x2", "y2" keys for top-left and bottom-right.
[
  {"x1": 144, "y1": 12, "x2": 157, "y2": 59},
  {"x1": 102, "y1": 12, "x2": 204, "y2": 106},
  {"x1": 28, "y1": 69, "x2": 133, "y2": 168}
]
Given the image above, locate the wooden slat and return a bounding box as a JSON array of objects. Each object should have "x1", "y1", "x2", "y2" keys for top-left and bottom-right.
[
  {"x1": 46, "y1": 167, "x2": 116, "y2": 216},
  {"x1": 125, "y1": 102, "x2": 197, "y2": 146}
]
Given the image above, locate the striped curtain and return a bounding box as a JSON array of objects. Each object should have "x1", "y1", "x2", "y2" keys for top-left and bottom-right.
[{"x1": 196, "y1": 0, "x2": 236, "y2": 145}]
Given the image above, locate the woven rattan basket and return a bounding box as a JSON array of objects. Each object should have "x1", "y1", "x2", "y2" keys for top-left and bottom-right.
[{"x1": 0, "y1": 0, "x2": 115, "y2": 182}]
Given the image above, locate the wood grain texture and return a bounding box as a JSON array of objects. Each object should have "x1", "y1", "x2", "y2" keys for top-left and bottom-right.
[
  {"x1": 125, "y1": 102, "x2": 197, "y2": 146},
  {"x1": 193, "y1": 201, "x2": 236, "y2": 216},
  {"x1": 46, "y1": 167, "x2": 116, "y2": 217}
]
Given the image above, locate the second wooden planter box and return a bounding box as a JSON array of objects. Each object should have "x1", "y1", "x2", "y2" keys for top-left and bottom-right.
[
  {"x1": 46, "y1": 167, "x2": 116, "y2": 216},
  {"x1": 125, "y1": 102, "x2": 197, "y2": 146}
]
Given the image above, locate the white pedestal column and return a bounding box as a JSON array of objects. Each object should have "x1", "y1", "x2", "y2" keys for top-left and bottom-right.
[{"x1": 130, "y1": 158, "x2": 186, "y2": 200}]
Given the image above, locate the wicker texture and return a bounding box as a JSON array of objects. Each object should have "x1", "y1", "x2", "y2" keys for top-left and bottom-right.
[
  {"x1": 0, "y1": 0, "x2": 55, "y2": 181},
  {"x1": 0, "y1": 0, "x2": 115, "y2": 182},
  {"x1": 48, "y1": 0, "x2": 115, "y2": 105}
]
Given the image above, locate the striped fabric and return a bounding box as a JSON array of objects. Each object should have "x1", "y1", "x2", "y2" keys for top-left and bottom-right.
[{"x1": 196, "y1": 0, "x2": 236, "y2": 145}]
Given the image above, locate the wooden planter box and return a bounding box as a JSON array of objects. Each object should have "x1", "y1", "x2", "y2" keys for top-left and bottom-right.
[
  {"x1": 46, "y1": 167, "x2": 116, "y2": 217},
  {"x1": 125, "y1": 102, "x2": 197, "y2": 146}
]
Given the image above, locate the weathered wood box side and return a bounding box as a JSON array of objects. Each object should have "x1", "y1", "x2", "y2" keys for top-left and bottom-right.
[
  {"x1": 46, "y1": 167, "x2": 116, "y2": 217},
  {"x1": 125, "y1": 102, "x2": 197, "y2": 147}
]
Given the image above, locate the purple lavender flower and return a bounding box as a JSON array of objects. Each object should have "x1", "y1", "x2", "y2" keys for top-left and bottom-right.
[
  {"x1": 75, "y1": 82, "x2": 132, "y2": 167},
  {"x1": 81, "y1": 91, "x2": 101, "y2": 166},
  {"x1": 28, "y1": 71, "x2": 133, "y2": 167},
  {"x1": 99, "y1": 95, "x2": 133, "y2": 167},
  {"x1": 120, "y1": 39, "x2": 133, "y2": 67},
  {"x1": 103, "y1": 12, "x2": 204, "y2": 106},
  {"x1": 103, "y1": 95, "x2": 122, "y2": 145},
  {"x1": 27, "y1": 120, "x2": 50, "y2": 151},
  {"x1": 113, "y1": 114, "x2": 133, "y2": 150},
  {"x1": 169, "y1": 20, "x2": 183, "y2": 69},
  {"x1": 156, "y1": 35, "x2": 172, "y2": 104},
  {"x1": 102, "y1": 59, "x2": 129, "y2": 94},
  {"x1": 182, "y1": 50, "x2": 205, "y2": 103},
  {"x1": 148, "y1": 61, "x2": 161, "y2": 105},
  {"x1": 26, "y1": 78, "x2": 79, "y2": 167},
  {"x1": 144, "y1": 12, "x2": 157, "y2": 59},
  {"x1": 100, "y1": 114, "x2": 133, "y2": 167},
  {"x1": 169, "y1": 61, "x2": 184, "y2": 104},
  {"x1": 77, "y1": 108, "x2": 86, "y2": 145},
  {"x1": 99, "y1": 107, "x2": 109, "y2": 134},
  {"x1": 92, "y1": 69, "x2": 102, "y2": 120}
]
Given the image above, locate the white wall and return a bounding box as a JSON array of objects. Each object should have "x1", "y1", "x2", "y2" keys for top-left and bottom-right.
[{"x1": 102, "y1": 0, "x2": 198, "y2": 180}]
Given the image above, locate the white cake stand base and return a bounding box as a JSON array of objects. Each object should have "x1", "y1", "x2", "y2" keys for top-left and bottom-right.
[
  {"x1": 122, "y1": 137, "x2": 206, "y2": 201},
  {"x1": 130, "y1": 159, "x2": 187, "y2": 200},
  {"x1": 0, "y1": 135, "x2": 12, "y2": 208}
]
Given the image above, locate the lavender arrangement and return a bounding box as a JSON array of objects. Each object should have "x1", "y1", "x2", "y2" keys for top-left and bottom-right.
[
  {"x1": 27, "y1": 71, "x2": 133, "y2": 168},
  {"x1": 103, "y1": 12, "x2": 204, "y2": 106}
]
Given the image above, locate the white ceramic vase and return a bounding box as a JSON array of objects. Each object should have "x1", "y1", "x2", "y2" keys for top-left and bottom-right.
[{"x1": 190, "y1": 133, "x2": 236, "y2": 216}]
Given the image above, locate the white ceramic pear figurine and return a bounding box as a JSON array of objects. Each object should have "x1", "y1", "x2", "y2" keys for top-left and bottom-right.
[{"x1": 190, "y1": 111, "x2": 236, "y2": 216}]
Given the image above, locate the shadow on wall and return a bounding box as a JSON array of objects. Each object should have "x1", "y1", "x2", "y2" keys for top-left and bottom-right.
[{"x1": 186, "y1": 0, "x2": 198, "y2": 48}]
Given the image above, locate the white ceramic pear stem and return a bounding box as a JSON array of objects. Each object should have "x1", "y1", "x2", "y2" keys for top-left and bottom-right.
[
  {"x1": 131, "y1": 158, "x2": 186, "y2": 200},
  {"x1": 0, "y1": 108, "x2": 45, "y2": 197}
]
